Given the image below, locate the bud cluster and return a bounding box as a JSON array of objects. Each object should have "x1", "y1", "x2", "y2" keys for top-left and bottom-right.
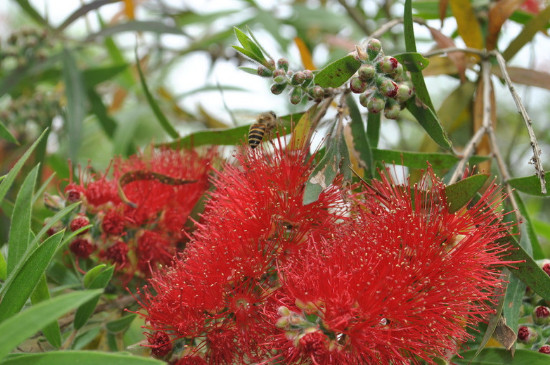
[
  {"x1": 516, "y1": 260, "x2": 550, "y2": 355},
  {"x1": 257, "y1": 58, "x2": 335, "y2": 105},
  {"x1": 0, "y1": 91, "x2": 61, "y2": 142},
  {"x1": 351, "y1": 38, "x2": 413, "y2": 119},
  {"x1": 0, "y1": 27, "x2": 53, "y2": 69}
]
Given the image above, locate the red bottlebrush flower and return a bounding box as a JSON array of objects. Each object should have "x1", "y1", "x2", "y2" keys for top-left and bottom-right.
[
  {"x1": 137, "y1": 230, "x2": 174, "y2": 274},
  {"x1": 147, "y1": 331, "x2": 172, "y2": 357},
  {"x1": 70, "y1": 214, "x2": 90, "y2": 235},
  {"x1": 136, "y1": 144, "x2": 346, "y2": 360},
  {"x1": 263, "y1": 167, "x2": 512, "y2": 364},
  {"x1": 103, "y1": 240, "x2": 129, "y2": 268},
  {"x1": 101, "y1": 208, "x2": 125, "y2": 236},
  {"x1": 85, "y1": 175, "x2": 119, "y2": 207},
  {"x1": 172, "y1": 356, "x2": 208, "y2": 365},
  {"x1": 69, "y1": 238, "x2": 96, "y2": 259}
]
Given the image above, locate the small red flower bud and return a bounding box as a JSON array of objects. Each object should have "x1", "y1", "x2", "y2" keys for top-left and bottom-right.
[
  {"x1": 543, "y1": 263, "x2": 550, "y2": 276},
  {"x1": 310, "y1": 86, "x2": 324, "y2": 101},
  {"x1": 359, "y1": 88, "x2": 375, "y2": 107},
  {"x1": 148, "y1": 331, "x2": 172, "y2": 358},
  {"x1": 349, "y1": 76, "x2": 367, "y2": 94},
  {"x1": 277, "y1": 57, "x2": 289, "y2": 72},
  {"x1": 534, "y1": 306, "x2": 550, "y2": 325},
  {"x1": 379, "y1": 78, "x2": 398, "y2": 98},
  {"x1": 299, "y1": 331, "x2": 328, "y2": 360},
  {"x1": 70, "y1": 214, "x2": 90, "y2": 235},
  {"x1": 539, "y1": 345, "x2": 550, "y2": 354},
  {"x1": 101, "y1": 209, "x2": 125, "y2": 236},
  {"x1": 378, "y1": 56, "x2": 399, "y2": 74},
  {"x1": 64, "y1": 183, "x2": 85, "y2": 203},
  {"x1": 518, "y1": 326, "x2": 538, "y2": 344},
  {"x1": 69, "y1": 238, "x2": 96, "y2": 259},
  {"x1": 104, "y1": 240, "x2": 129, "y2": 268},
  {"x1": 272, "y1": 68, "x2": 286, "y2": 79},
  {"x1": 396, "y1": 84, "x2": 413, "y2": 103}
]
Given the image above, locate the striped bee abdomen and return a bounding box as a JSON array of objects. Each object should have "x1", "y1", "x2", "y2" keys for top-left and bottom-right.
[{"x1": 248, "y1": 123, "x2": 267, "y2": 149}]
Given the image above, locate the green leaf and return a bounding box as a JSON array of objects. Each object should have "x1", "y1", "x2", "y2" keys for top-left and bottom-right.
[
  {"x1": 393, "y1": 52, "x2": 430, "y2": 72},
  {"x1": 406, "y1": 98, "x2": 452, "y2": 150},
  {"x1": 62, "y1": 48, "x2": 86, "y2": 162},
  {"x1": 83, "y1": 264, "x2": 108, "y2": 288},
  {"x1": 7, "y1": 165, "x2": 39, "y2": 274},
  {"x1": 366, "y1": 112, "x2": 381, "y2": 148},
  {"x1": 314, "y1": 55, "x2": 361, "y2": 88},
  {"x1": 0, "y1": 253, "x2": 6, "y2": 281},
  {"x1": 0, "y1": 130, "x2": 47, "y2": 204},
  {"x1": 514, "y1": 192, "x2": 544, "y2": 259},
  {"x1": 504, "y1": 234, "x2": 550, "y2": 301},
  {"x1": 160, "y1": 113, "x2": 298, "y2": 149},
  {"x1": 304, "y1": 138, "x2": 340, "y2": 205},
  {"x1": 1, "y1": 351, "x2": 165, "y2": 365},
  {"x1": 453, "y1": 348, "x2": 550, "y2": 364},
  {"x1": 0, "y1": 122, "x2": 18, "y2": 144},
  {"x1": 87, "y1": 89, "x2": 117, "y2": 137},
  {"x1": 503, "y1": 6, "x2": 550, "y2": 61},
  {"x1": 346, "y1": 95, "x2": 373, "y2": 176},
  {"x1": 0, "y1": 290, "x2": 103, "y2": 362},
  {"x1": 74, "y1": 266, "x2": 114, "y2": 330},
  {"x1": 85, "y1": 21, "x2": 186, "y2": 42},
  {"x1": 135, "y1": 49, "x2": 179, "y2": 139},
  {"x1": 0, "y1": 231, "x2": 64, "y2": 322},
  {"x1": 508, "y1": 175, "x2": 550, "y2": 196},
  {"x1": 106, "y1": 314, "x2": 137, "y2": 333},
  {"x1": 82, "y1": 64, "x2": 128, "y2": 90},
  {"x1": 232, "y1": 45, "x2": 264, "y2": 64},
  {"x1": 14, "y1": 0, "x2": 50, "y2": 27},
  {"x1": 233, "y1": 27, "x2": 266, "y2": 65},
  {"x1": 372, "y1": 149, "x2": 488, "y2": 170},
  {"x1": 445, "y1": 174, "x2": 489, "y2": 213},
  {"x1": 30, "y1": 275, "x2": 62, "y2": 348},
  {"x1": 404, "y1": 0, "x2": 436, "y2": 111}
]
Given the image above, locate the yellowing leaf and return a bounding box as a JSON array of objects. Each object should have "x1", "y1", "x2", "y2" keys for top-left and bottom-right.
[
  {"x1": 487, "y1": 0, "x2": 525, "y2": 50},
  {"x1": 294, "y1": 37, "x2": 316, "y2": 70},
  {"x1": 428, "y1": 26, "x2": 466, "y2": 82},
  {"x1": 289, "y1": 105, "x2": 315, "y2": 149},
  {"x1": 492, "y1": 66, "x2": 550, "y2": 91},
  {"x1": 449, "y1": 0, "x2": 484, "y2": 50},
  {"x1": 123, "y1": 0, "x2": 135, "y2": 20}
]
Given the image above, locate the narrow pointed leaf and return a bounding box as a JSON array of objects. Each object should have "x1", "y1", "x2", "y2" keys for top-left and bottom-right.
[
  {"x1": 0, "y1": 130, "x2": 47, "y2": 204},
  {"x1": 62, "y1": 49, "x2": 86, "y2": 162},
  {"x1": 445, "y1": 174, "x2": 489, "y2": 213},
  {"x1": 106, "y1": 314, "x2": 137, "y2": 333},
  {"x1": 503, "y1": 6, "x2": 550, "y2": 61},
  {"x1": 372, "y1": 149, "x2": 488, "y2": 170},
  {"x1": 453, "y1": 348, "x2": 550, "y2": 364},
  {"x1": 0, "y1": 122, "x2": 17, "y2": 144},
  {"x1": 346, "y1": 95, "x2": 373, "y2": 176},
  {"x1": 366, "y1": 112, "x2": 381, "y2": 148},
  {"x1": 0, "y1": 290, "x2": 102, "y2": 362},
  {"x1": 135, "y1": 50, "x2": 179, "y2": 139},
  {"x1": 513, "y1": 192, "x2": 544, "y2": 259},
  {"x1": 0, "y1": 231, "x2": 64, "y2": 322},
  {"x1": 7, "y1": 165, "x2": 39, "y2": 274},
  {"x1": 487, "y1": 0, "x2": 525, "y2": 50},
  {"x1": 234, "y1": 27, "x2": 266, "y2": 65},
  {"x1": 289, "y1": 106, "x2": 315, "y2": 149},
  {"x1": 508, "y1": 175, "x2": 550, "y2": 196},
  {"x1": 314, "y1": 55, "x2": 361, "y2": 88},
  {"x1": 406, "y1": 98, "x2": 452, "y2": 150},
  {"x1": 30, "y1": 275, "x2": 62, "y2": 348},
  {"x1": 1, "y1": 351, "x2": 165, "y2": 365},
  {"x1": 448, "y1": 0, "x2": 484, "y2": 50},
  {"x1": 393, "y1": 52, "x2": 430, "y2": 72},
  {"x1": 74, "y1": 266, "x2": 114, "y2": 329}
]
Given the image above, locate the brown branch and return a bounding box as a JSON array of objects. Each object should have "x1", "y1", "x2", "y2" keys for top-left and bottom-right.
[{"x1": 337, "y1": 0, "x2": 371, "y2": 36}]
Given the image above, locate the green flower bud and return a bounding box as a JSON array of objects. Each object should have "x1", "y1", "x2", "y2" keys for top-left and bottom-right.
[
  {"x1": 395, "y1": 84, "x2": 413, "y2": 103},
  {"x1": 367, "y1": 38, "x2": 382, "y2": 60},
  {"x1": 271, "y1": 82, "x2": 287, "y2": 95},
  {"x1": 310, "y1": 86, "x2": 324, "y2": 101},
  {"x1": 358, "y1": 64, "x2": 376, "y2": 82},
  {"x1": 277, "y1": 58, "x2": 289, "y2": 72},
  {"x1": 377, "y1": 56, "x2": 399, "y2": 74},
  {"x1": 384, "y1": 99, "x2": 401, "y2": 120},
  {"x1": 290, "y1": 87, "x2": 303, "y2": 105},
  {"x1": 349, "y1": 76, "x2": 367, "y2": 94},
  {"x1": 257, "y1": 65, "x2": 273, "y2": 77},
  {"x1": 391, "y1": 63, "x2": 404, "y2": 78},
  {"x1": 377, "y1": 78, "x2": 398, "y2": 98},
  {"x1": 291, "y1": 71, "x2": 306, "y2": 85},
  {"x1": 273, "y1": 73, "x2": 287, "y2": 85},
  {"x1": 367, "y1": 93, "x2": 386, "y2": 113},
  {"x1": 302, "y1": 69, "x2": 314, "y2": 87}
]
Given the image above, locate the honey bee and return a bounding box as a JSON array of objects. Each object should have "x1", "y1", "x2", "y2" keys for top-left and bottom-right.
[{"x1": 248, "y1": 111, "x2": 278, "y2": 149}]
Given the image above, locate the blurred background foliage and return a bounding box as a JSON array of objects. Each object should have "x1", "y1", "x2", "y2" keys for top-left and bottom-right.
[{"x1": 1, "y1": 0, "x2": 550, "y2": 360}]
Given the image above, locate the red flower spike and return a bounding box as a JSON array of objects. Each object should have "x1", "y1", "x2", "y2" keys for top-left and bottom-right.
[
  {"x1": 147, "y1": 331, "x2": 172, "y2": 357},
  {"x1": 137, "y1": 230, "x2": 174, "y2": 274},
  {"x1": 69, "y1": 238, "x2": 96, "y2": 259},
  {"x1": 137, "y1": 144, "x2": 346, "y2": 359},
  {"x1": 263, "y1": 166, "x2": 513, "y2": 364},
  {"x1": 103, "y1": 240, "x2": 129, "y2": 269},
  {"x1": 101, "y1": 208, "x2": 125, "y2": 236}
]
